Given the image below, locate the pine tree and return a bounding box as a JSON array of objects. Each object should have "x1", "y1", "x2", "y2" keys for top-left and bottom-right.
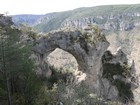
[{"x1": 0, "y1": 14, "x2": 42, "y2": 105}]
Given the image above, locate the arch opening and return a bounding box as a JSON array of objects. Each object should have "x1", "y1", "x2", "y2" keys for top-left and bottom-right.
[
  {"x1": 46, "y1": 48, "x2": 87, "y2": 87},
  {"x1": 47, "y1": 48, "x2": 78, "y2": 72}
]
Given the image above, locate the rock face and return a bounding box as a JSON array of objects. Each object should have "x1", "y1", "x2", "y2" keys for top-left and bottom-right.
[
  {"x1": 32, "y1": 26, "x2": 138, "y2": 102},
  {"x1": 98, "y1": 49, "x2": 139, "y2": 102},
  {"x1": 33, "y1": 26, "x2": 109, "y2": 89},
  {"x1": 60, "y1": 12, "x2": 140, "y2": 31}
]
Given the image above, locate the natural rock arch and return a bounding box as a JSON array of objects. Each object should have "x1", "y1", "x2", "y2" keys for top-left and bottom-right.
[
  {"x1": 32, "y1": 26, "x2": 109, "y2": 90},
  {"x1": 32, "y1": 26, "x2": 139, "y2": 102}
]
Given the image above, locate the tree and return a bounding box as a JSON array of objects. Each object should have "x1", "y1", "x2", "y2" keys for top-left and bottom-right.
[
  {"x1": 0, "y1": 15, "x2": 14, "y2": 105},
  {"x1": 0, "y1": 14, "x2": 42, "y2": 105}
]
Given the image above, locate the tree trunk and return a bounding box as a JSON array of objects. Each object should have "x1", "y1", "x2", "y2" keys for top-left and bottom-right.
[{"x1": 1, "y1": 38, "x2": 12, "y2": 105}]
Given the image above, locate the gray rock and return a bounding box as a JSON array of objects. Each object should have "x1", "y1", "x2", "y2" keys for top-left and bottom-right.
[
  {"x1": 99, "y1": 49, "x2": 139, "y2": 103},
  {"x1": 33, "y1": 26, "x2": 109, "y2": 91},
  {"x1": 32, "y1": 26, "x2": 139, "y2": 103}
]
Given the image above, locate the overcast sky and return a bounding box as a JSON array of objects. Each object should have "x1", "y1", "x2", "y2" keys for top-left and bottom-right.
[{"x1": 0, "y1": 0, "x2": 140, "y2": 15}]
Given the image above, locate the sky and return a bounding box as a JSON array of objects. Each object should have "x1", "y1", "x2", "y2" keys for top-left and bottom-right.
[{"x1": 0, "y1": 0, "x2": 140, "y2": 15}]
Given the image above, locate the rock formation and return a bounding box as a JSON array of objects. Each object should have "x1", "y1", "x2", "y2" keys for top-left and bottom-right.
[
  {"x1": 32, "y1": 26, "x2": 138, "y2": 102},
  {"x1": 33, "y1": 26, "x2": 109, "y2": 88},
  {"x1": 61, "y1": 11, "x2": 140, "y2": 31},
  {"x1": 98, "y1": 49, "x2": 139, "y2": 103}
]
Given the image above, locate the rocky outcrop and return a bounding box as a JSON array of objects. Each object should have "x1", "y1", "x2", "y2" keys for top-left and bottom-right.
[
  {"x1": 32, "y1": 26, "x2": 139, "y2": 102},
  {"x1": 61, "y1": 12, "x2": 140, "y2": 31},
  {"x1": 98, "y1": 49, "x2": 139, "y2": 103},
  {"x1": 33, "y1": 26, "x2": 109, "y2": 90}
]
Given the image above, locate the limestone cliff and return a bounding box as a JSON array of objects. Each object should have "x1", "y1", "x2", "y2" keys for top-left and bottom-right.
[{"x1": 61, "y1": 12, "x2": 140, "y2": 31}]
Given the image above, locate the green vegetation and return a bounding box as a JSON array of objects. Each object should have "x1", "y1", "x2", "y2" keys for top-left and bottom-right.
[
  {"x1": 69, "y1": 25, "x2": 106, "y2": 54},
  {"x1": 102, "y1": 63, "x2": 131, "y2": 80},
  {"x1": 35, "y1": 80, "x2": 121, "y2": 105},
  {"x1": 34, "y1": 12, "x2": 72, "y2": 33},
  {"x1": 0, "y1": 14, "x2": 42, "y2": 105}
]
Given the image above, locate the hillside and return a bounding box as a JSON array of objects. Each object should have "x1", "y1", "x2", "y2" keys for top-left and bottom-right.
[{"x1": 12, "y1": 4, "x2": 140, "y2": 32}]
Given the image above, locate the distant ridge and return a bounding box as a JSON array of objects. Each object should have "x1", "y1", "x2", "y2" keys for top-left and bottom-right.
[{"x1": 12, "y1": 4, "x2": 140, "y2": 32}]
